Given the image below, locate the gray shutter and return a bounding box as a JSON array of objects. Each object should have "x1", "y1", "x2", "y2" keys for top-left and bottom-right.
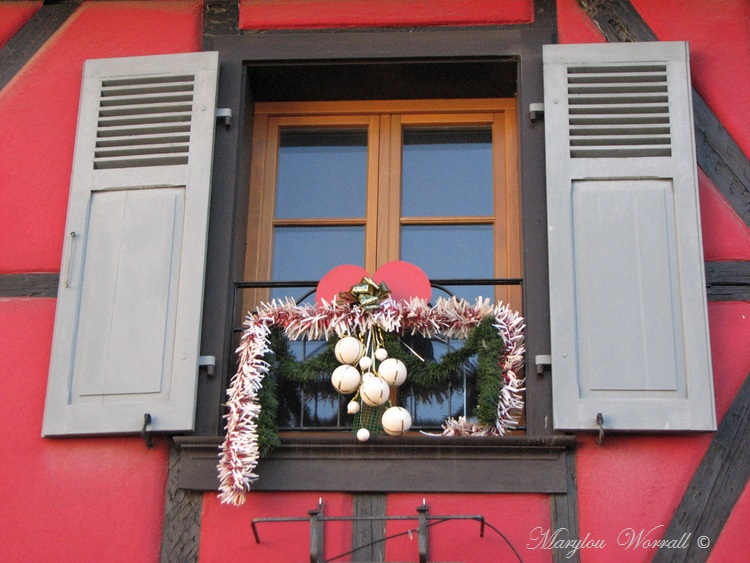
[
  {"x1": 43, "y1": 52, "x2": 219, "y2": 435},
  {"x1": 544, "y1": 42, "x2": 716, "y2": 431}
]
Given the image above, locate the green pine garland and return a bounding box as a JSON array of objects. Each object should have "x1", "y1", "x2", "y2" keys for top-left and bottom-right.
[{"x1": 257, "y1": 317, "x2": 506, "y2": 455}]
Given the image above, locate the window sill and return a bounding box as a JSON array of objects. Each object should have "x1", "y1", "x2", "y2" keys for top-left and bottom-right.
[{"x1": 175, "y1": 434, "x2": 576, "y2": 493}]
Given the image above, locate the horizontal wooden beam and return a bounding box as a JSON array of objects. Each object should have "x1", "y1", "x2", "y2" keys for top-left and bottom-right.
[
  {"x1": 0, "y1": 273, "x2": 59, "y2": 298},
  {"x1": 705, "y1": 261, "x2": 750, "y2": 301}
]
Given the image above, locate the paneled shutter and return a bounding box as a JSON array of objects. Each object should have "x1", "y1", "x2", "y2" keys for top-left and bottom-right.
[
  {"x1": 43, "y1": 52, "x2": 219, "y2": 435},
  {"x1": 543, "y1": 42, "x2": 716, "y2": 431}
]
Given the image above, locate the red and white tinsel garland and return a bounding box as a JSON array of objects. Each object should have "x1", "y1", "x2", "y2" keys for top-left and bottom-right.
[{"x1": 218, "y1": 296, "x2": 525, "y2": 506}]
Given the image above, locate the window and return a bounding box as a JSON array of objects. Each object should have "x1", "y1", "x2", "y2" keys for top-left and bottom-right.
[
  {"x1": 240, "y1": 100, "x2": 522, "y2": 431},
  {"x1": 179, "y1": 29, "x2": 574, "y2": 494}
]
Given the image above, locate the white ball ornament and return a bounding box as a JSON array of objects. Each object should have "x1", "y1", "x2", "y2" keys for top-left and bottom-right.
[
  {"x1": 377, "y1": 358, "x2": 407, "y2": 386},
  {"x1": 347, "y1": 400, "x2": 361, "y2": 414},
  {"x1": 358, "y1": 356, "x2": 373, "y2": 371},
  {"x1": 335, "y1": 336, "x2": 364, "y2": 365},
  {"x1": 357, "y1": 428, "x2": 370, "y2": 442},
  {"x1": 360, "y1": 376, "x2": 390, "y2": 406},
  {"x1": 374, "y1": 347, "x2": 389, "y2": 361},
  {"x1": 381, "y1": 406, "x2": 412, "y2": 436},
  {"x1": 331, "y1": 364, "x2": 361, "y2": 394}
]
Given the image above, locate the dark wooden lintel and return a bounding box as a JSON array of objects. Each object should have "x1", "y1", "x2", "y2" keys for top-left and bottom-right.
[{"x1": 175, "y1": 434, "x2": 576, "y2": 493}]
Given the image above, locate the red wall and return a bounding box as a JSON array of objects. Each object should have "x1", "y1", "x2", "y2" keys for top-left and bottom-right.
[
  {"x1": 239, "y1": 0, "x2": 534, "y2": 29},
  {"x1": 0, "y1": 2, "x2": 40, "y2": 48},
  {"x1": 1, "y1": 0, "x2": 747, "y2": 561},
  {"x1": 0, "y1": 2, "x2": 201, "y2": 561}
]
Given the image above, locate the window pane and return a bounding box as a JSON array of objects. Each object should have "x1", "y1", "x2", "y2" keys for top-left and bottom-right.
[
  {"x1": 272, "y1": 225, "x2": 365, "y2": 282},
  {"x1": 398, "y1": 337, "x2": 478, "y2": 428},
  {"x1": 401, "y1": 127, "x2": 493, "y2": 217},
  {"x1": 401, "y1": 224, "x2": 494, "y2": 302},
  {"x1": 276, "y1": 129, "x2": 368, "y2": 219}
]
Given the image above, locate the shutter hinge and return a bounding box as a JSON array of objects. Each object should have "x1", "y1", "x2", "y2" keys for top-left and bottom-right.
[
  {"x1": 529, "y1": 103, "x2": 544, "y2": 122},
  {"x1": 596, "y1": 412, "x2": 605, "y2": 446},
  {"x1": 215, "y1": 108, "x2": 232, "y2": 128},
  {"x1": 535, "y1": 354, "x2": 552, "y2": 375},
  {"x1": 199, "y1": 355, "x2": 216, "y2": 378}
]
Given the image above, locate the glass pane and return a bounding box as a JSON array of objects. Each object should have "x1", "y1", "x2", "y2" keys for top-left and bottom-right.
[
  {"x1": 276, "y1": 129, "x2": 368, "y2": 219},
  {"x1": 272, "y1": 225, "x2": 365, "y2": 281},
  {"x1": 401, "y1": 127, "x2": 493, "y2": 217},
  {"x1": 398, "y1": 337, "x2": 478, "y2": 428},
  {"x1": 401, "y1": 224, "x2": 493, "y2": 302},
  {"x1": 276, "y1": 340, "x2": 349, "y2": 429}
]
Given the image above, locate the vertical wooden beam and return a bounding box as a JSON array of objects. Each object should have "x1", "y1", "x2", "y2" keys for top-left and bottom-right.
[
  {"x1": 0, "y1": 1, "x2": 81, "y2": 92},
  {"x1": 352, "y1": 494, "x2": 386, "y2": 562},
  {"x1": 160, "y1": 441, "x2": 203, "y2": 562},
  {"x1": 550, "y1": 451, "x2": 580, "y2": 563},
  {"x1": 203, "y1": 1, "x2": 239, "y2": 50}
]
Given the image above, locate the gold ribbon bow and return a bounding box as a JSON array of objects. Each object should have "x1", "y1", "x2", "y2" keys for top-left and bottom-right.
[{"x1": 339, "y1": 277, "x2": 391, "y2": 309}]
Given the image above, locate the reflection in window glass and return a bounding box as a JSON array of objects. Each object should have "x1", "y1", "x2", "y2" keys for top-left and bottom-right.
[
  {"x1": 272, "y1": 225, "x2": 365, "y2": 282},
  {"x1": 402, "y1": 128, "x2": 492, "y2": 217},
  {"x1": 276, "y1": 129, "x2": 368, "y2": 219},
  {"x1": 401, "y1": 224, "x2": 494, "y2": 303}
]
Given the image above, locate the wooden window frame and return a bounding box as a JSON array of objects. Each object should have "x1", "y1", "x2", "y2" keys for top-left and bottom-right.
[
  {"x1": 177, "y1": 26, "x2": 575, "y2": 493},
  {"x1": 245, "y1": 99, "x2": 522, "y2": 312}
]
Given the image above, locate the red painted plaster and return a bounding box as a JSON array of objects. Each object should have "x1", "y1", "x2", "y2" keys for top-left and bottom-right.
[
  {"x1": 556, "y1": 0, "x2": 605, "y2": 44},
  {"x1": 0, "y1": 1, "x2": 41, "y2": 48},
  {"x1": 199, "y1": 492, "x2": 353, "y2": 562},
  {"x1": 708, "y1": 302, "x2": 750, "y2": 422},
  {"x1": 709, "y1": 480, "x2": 750, "y2": 562},
  {"x1": 0, "y1": 1, "x2": 202, "y2": 274},
  {"x1": 629, "y1": 0, "x2": 750, "y2": 163},
  {"x1": 240, "y1": 0, "x2": 534, "y2": 30},
  {"x1": 576, "y1": 434, "x2": 712, "y2": 562},
  {"x1": 700, "y1": 170, "x2": 750, "y2": 261},
  {"x1": 385, "y1": 493, "x2": 551, "y2": 562},
  {"x1": 0, "y1": 299, "x2": 170, "y2": 561}
]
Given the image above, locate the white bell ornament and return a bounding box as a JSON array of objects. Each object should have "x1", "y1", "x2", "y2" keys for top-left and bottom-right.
[
  {"x1": 331, "y1": 364, "x2": 361, "y2": 394},
  {"x1": 335, "y1": 336, "x2": 364, "y2": 365},
  {"x1": 360, "y1": 376, "x2": 390, "y2": 406},
  {"x1": 381, "y1": 406, "x2": 412, "y2": 436},
  {"x1": 377, "y1": 358, "x2": 407, "y2": 386}
]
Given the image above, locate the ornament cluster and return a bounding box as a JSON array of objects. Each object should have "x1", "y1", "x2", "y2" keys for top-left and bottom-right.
[{"x1": 331, "y1": 335, "x2": 412, "y2": 441}]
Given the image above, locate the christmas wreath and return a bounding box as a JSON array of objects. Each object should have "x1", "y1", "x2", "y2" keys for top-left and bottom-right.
[{"x1": 218, "y1": 263, "x2": 525, "y2": 506}]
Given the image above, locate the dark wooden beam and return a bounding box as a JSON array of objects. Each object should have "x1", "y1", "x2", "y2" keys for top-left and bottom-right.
[
  {"x1": 0, "y1": 1, "x2": 81, "y2": 92},
  {"x1": 202, "y1": 1, "x2": 239, "y2": 50},
  {"x1": 705, "y1": 261, "x2": 750, "y2": 302},
  {"x1": 576, "y1": 0, "x2": 750, "y2": 230},
  {"x1": 0, "y1": 273, "x2": 59, "y2": 298},
  {"x1": 653, "y1": 372, "x2": 750, "y2": 562},
  {"x1": 161, "y1": 441, "x2": 202, "y2": 563},
  {"x1": 352, "y1": 494, "x2": 387, "y2": 562},
  {"x1": 550, "y1": 451, "x2": 580, "y2": 563}
]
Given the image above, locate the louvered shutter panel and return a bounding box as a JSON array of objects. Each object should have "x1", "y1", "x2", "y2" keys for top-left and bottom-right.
[
  {"x1": 43, "y1": 52, "x2": 219, "y2": 435},
  {"x1": 543, "y1": 42, "x2": 716, "y2": 431}
]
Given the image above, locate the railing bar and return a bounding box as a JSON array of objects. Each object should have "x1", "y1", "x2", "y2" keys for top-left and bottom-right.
[{"x1": 234, "y1": 278, "x2": 523, "y2": 289}]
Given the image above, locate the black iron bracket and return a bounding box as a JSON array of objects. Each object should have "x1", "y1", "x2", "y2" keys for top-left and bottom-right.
[
  {"x1": 142, "y1": 413, "x2": 153, "y2": 449},
  {"x1": 251, "y1": 498, "x2": 486, "y2": 563}
]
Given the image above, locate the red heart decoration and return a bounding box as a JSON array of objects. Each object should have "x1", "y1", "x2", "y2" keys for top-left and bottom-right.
[{"x1": 315, "y1": 261, "x2": 431, "y2": 305}]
